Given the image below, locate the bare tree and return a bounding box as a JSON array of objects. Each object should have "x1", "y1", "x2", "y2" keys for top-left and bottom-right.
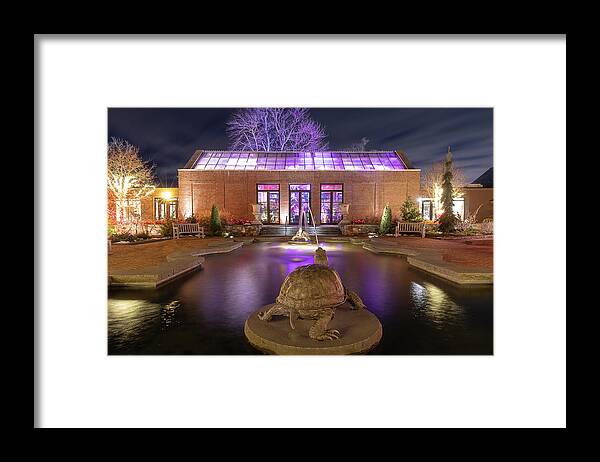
[
  {"x1": 107, "y1": 138, "x2": 156, "y2": 224},
  {"x1": 226, "y1": 108, "x2": 328, "y2": 151},
  {"x1": 456, "y1": 204, "x2": 483, "y2": 233},
  {"x1": 421, "y1": 155, "x2": 466, "y2": 219},
  {"x1": 345, "y1": 137, "x2": 370, "y2": 151}
]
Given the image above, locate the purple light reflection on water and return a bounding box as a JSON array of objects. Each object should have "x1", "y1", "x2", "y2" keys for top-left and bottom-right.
[{"x1": 108, "y1": 242, "x2": 493, "y2": 355}]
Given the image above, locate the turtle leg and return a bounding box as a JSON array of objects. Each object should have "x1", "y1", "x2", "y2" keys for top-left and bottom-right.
[
  {"x1": 257, "y1": 303, "x2": 288, "y2": 322},
  {"x1": 309, "y1": 309, "x2": 340, "y2": 341},
  {"x1": 345, "y1": 288, "x2": 366, "y2": 310}
]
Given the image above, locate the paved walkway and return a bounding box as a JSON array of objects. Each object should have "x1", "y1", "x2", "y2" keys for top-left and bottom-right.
[
  {"x1": 109, "y1": 237, "x2": 235, "y2": 272},
  {"x1": 108, "y1": 237, "x2": 245, "y2": 287},
  {"x1": 379, "y1": 236, "x2": 493, "y2": 271},
  {"x1": 363, "y1": 236, "x2": 493, "y2": 284}
]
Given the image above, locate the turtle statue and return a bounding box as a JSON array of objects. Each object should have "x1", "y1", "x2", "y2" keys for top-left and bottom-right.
[{"x1": 257, "y1": 248, "x2": 366, "y2": 341}]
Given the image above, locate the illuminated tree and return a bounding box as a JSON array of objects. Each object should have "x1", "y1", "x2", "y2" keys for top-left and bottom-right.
[
  {"x1": 421, "y1": 149, "x2": 466, "y2": 219},
  {"x1": 226, "y1": 108, "x2": 328, "y2": 151},
  {"x1": 400, "y1": 197, "x2": 422, "y2": 222},
  {"x1": 379, "y1": 204, "x2": 393, "y2": 235},
  {"x1": 210, "y1": 204, "x2": 222, "y2": 235},
  {"x1": 107, "y1": 138, "x2": 156, "y2": 224},
  {"x1": 438, "y1": 147, "x2": 458, "y2": 234}
]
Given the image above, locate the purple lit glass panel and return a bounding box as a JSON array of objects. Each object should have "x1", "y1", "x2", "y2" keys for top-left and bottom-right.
[
  {"x1": 257, "y1": 184, "x2": 279, "y2": 191},
  {"x1": 269, "y1": 193, "x2": 280, "y2": 223},
  {"x1": 321, "y1": 184, "x2": 343, "y2": 190},
  {"x1": 290, "y1": 192, "x2": 299, "y2": 224},
  {"x1": 194, "y1": 151, "x2": 405, "y2": 170},
  {"x1": 257, "y1": 191, "x2": 268, "y2": 222},
  {"x1": 332, "y1": 203, "x2": 343, "y2": 223},
  {"x1": 290, "y1": 184, "x2": 311, "y2": 190},
  {"x1": 320, "y1": 192, "x2": 331, "y2": 224}
]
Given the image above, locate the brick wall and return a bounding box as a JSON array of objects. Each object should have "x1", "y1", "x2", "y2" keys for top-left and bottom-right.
[
  {"x1": 178, "y1": 169, "x2": 421, "y2": 224},
  {"x1": 140, "y1": 187, "x2": 179, "y2": 221},
  {"x1": 463, "y1": 187, "x2": 493, "y2": 222}
]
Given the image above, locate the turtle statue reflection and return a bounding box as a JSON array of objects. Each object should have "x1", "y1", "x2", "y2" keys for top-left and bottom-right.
[{"x1": 257, "y1": 247, "x2": 366, "y2": 341}]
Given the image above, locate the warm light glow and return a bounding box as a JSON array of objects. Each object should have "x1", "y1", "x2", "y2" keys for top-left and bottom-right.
[{"x1": 161, "y1": 190, "x2": 172, "y2": 200}]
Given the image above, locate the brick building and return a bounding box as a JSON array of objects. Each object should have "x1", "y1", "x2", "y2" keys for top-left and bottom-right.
[
  {"x1": 417, "y1": 167, "x2": 493, "y2": 223},
  {"x1": 177, "y1": 150, "x2": 421, "y2": 225},
  {"x1": 111, "y1": 187, "x2": 180, "y2": 224},
  {"x1": 462, "y1": 167, "x2": 493, "y2": 222}
]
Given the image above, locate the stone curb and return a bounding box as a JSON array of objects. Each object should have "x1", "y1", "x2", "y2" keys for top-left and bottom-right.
[
  {"x1": 244, "y1": 306, "x2": 383, "y2": 355},
  {"x1": 407, "y1": 255, "x2": 493, "y2": 285},
  {"x1": 360, "y1": 239, "x2": 493, "y2": 285}
]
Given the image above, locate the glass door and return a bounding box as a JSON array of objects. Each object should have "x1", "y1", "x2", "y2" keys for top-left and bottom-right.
[
  {"x1": 257, "y1": 184, "x2": 280, "y2": 224},
  {"x1": 320, "y1": 184, "x2": 343, "y2": 224},
  {"x1": 289, "y1": 184, "x2": 311, "y2": 225}
]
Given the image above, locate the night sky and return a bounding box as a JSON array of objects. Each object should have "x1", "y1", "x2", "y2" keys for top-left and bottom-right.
[{"x1": 107, "y1": 108, "x2": 493, "y2": 186}]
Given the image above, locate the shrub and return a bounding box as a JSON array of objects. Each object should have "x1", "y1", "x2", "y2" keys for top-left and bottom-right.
[
  {"x1": 400, "y1": 197, "x2": 422, "y2": 222},
  {"x1": 108, "y1": 222, "x2": 116, "y2": 237},
  {"x1": 209, "y1": 204, "x2": 222, "y2": 235},
  {"x1": 379, "y1": 204, "x2": 392, "y2": 235},
  {"x1": 184, "y1": 214, "x2": 198, "y2": 223},
  {"x1": 159, "y1": 218, "x2": 173, "y2": 237},
  {"x1": 111, "y1": 233, "x2": 135, "y2": 242},
  {"x1": 135, "y1": 232, "x2": 150, "y2": 240}
]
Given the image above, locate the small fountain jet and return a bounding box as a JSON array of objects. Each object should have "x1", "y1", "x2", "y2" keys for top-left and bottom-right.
[{"x1": 290, "y1": 209, "x2": 311, "y2": 244}]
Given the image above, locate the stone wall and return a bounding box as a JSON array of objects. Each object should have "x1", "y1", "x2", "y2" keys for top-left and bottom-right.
[
  {"x1": 223, "y1": 224, "x2": 262, "y2": 236},
  {"x1": 339, "y1": 224, "x2": 379, "y2": 236},
  {"x1": 177, "y1": 169, "x2": 421, "y2": 225}
]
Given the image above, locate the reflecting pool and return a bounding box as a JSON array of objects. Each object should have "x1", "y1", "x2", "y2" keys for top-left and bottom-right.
[{"x1": 108, "y1": 242, "x2": 493, "y2": 355}]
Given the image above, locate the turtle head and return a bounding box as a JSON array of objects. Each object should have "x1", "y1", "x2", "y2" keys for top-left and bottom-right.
[{"x1": 314, "y1": 247, "x2": 329, "y2": 266}]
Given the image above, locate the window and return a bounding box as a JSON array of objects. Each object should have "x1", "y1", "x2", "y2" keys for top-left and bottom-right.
[
  {"x1": 289, "y1": 184, "x2": 311, "y2": 225},
  {"x1": 421, "y1": 200, "x2": 433, "y2": 221},
  {"x1": 320, "y1": 184, "x2": 343, "y2": 224},
  {"x1": 257, "y1": 184, "x2": 280, "y2": 224},
  {"x1": 154, "y1": 198, "x2": 178, "y2": 220},
  {"x1": 452, "y1": 199, "x2": 465, "y2": 221}
]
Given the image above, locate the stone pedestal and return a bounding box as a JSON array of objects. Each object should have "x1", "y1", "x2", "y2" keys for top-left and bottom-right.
[
  {"x1": 250, "y1": 203, "x2": 262, "y2": 225},
  {"x1": 244, "y1": 304, "x2": 382, "y2": 355}
]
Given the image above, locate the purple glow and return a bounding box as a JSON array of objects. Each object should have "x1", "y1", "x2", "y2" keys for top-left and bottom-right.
[
  {"x1": 320, "y1": 183, "x2": 343, "y2": 190},
  {"x1": 257, "y1": 184, "x2": 279, "y2": 191},
  {"x1": 194, "y1": 151, "x2": 406, "y2": 171},
  {"x1": 289, "y1": 184, "x2": 311, "y2": 190},
  {"x1": 320, "y1": 185, "x2": 344, "y2": 224}
]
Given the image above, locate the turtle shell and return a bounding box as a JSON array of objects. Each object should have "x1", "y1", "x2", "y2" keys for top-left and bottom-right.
[{"x1": 276, "y1": 264, "x2": 346, "y2": 311}]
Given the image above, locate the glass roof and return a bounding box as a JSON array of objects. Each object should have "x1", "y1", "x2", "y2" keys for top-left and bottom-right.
[{"x1": 193, "y1": 151, "x2": 406, "y2": 171}]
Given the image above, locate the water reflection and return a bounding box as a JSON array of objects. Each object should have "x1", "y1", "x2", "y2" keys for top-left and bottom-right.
[
  {"x1": 161, "y1": 300, "x2": 181, "y2": 330},
  {"x1": 409, "y1": 282, "x2": 466, "y2": 330},
  {"x1": 108, "y1": 242, "x2": 493, "y2": 355}
]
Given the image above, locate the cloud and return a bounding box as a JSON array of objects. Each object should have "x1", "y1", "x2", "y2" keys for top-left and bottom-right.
[{"x1": 108, "y1": 108, "x2": 493, "y2": 185}]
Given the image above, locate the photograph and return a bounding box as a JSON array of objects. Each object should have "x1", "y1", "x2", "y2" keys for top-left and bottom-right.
[
  {"x1": 107, "y1": 107, "x2": 494, "y2": 355},
  {"x1": 35, "y1": 35, "x2": 565, "y2": 429}
]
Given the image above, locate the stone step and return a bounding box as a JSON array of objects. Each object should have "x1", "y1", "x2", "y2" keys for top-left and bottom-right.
[{"x1": 259, "y1": 226, "x2": 341, "y2": 237}]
